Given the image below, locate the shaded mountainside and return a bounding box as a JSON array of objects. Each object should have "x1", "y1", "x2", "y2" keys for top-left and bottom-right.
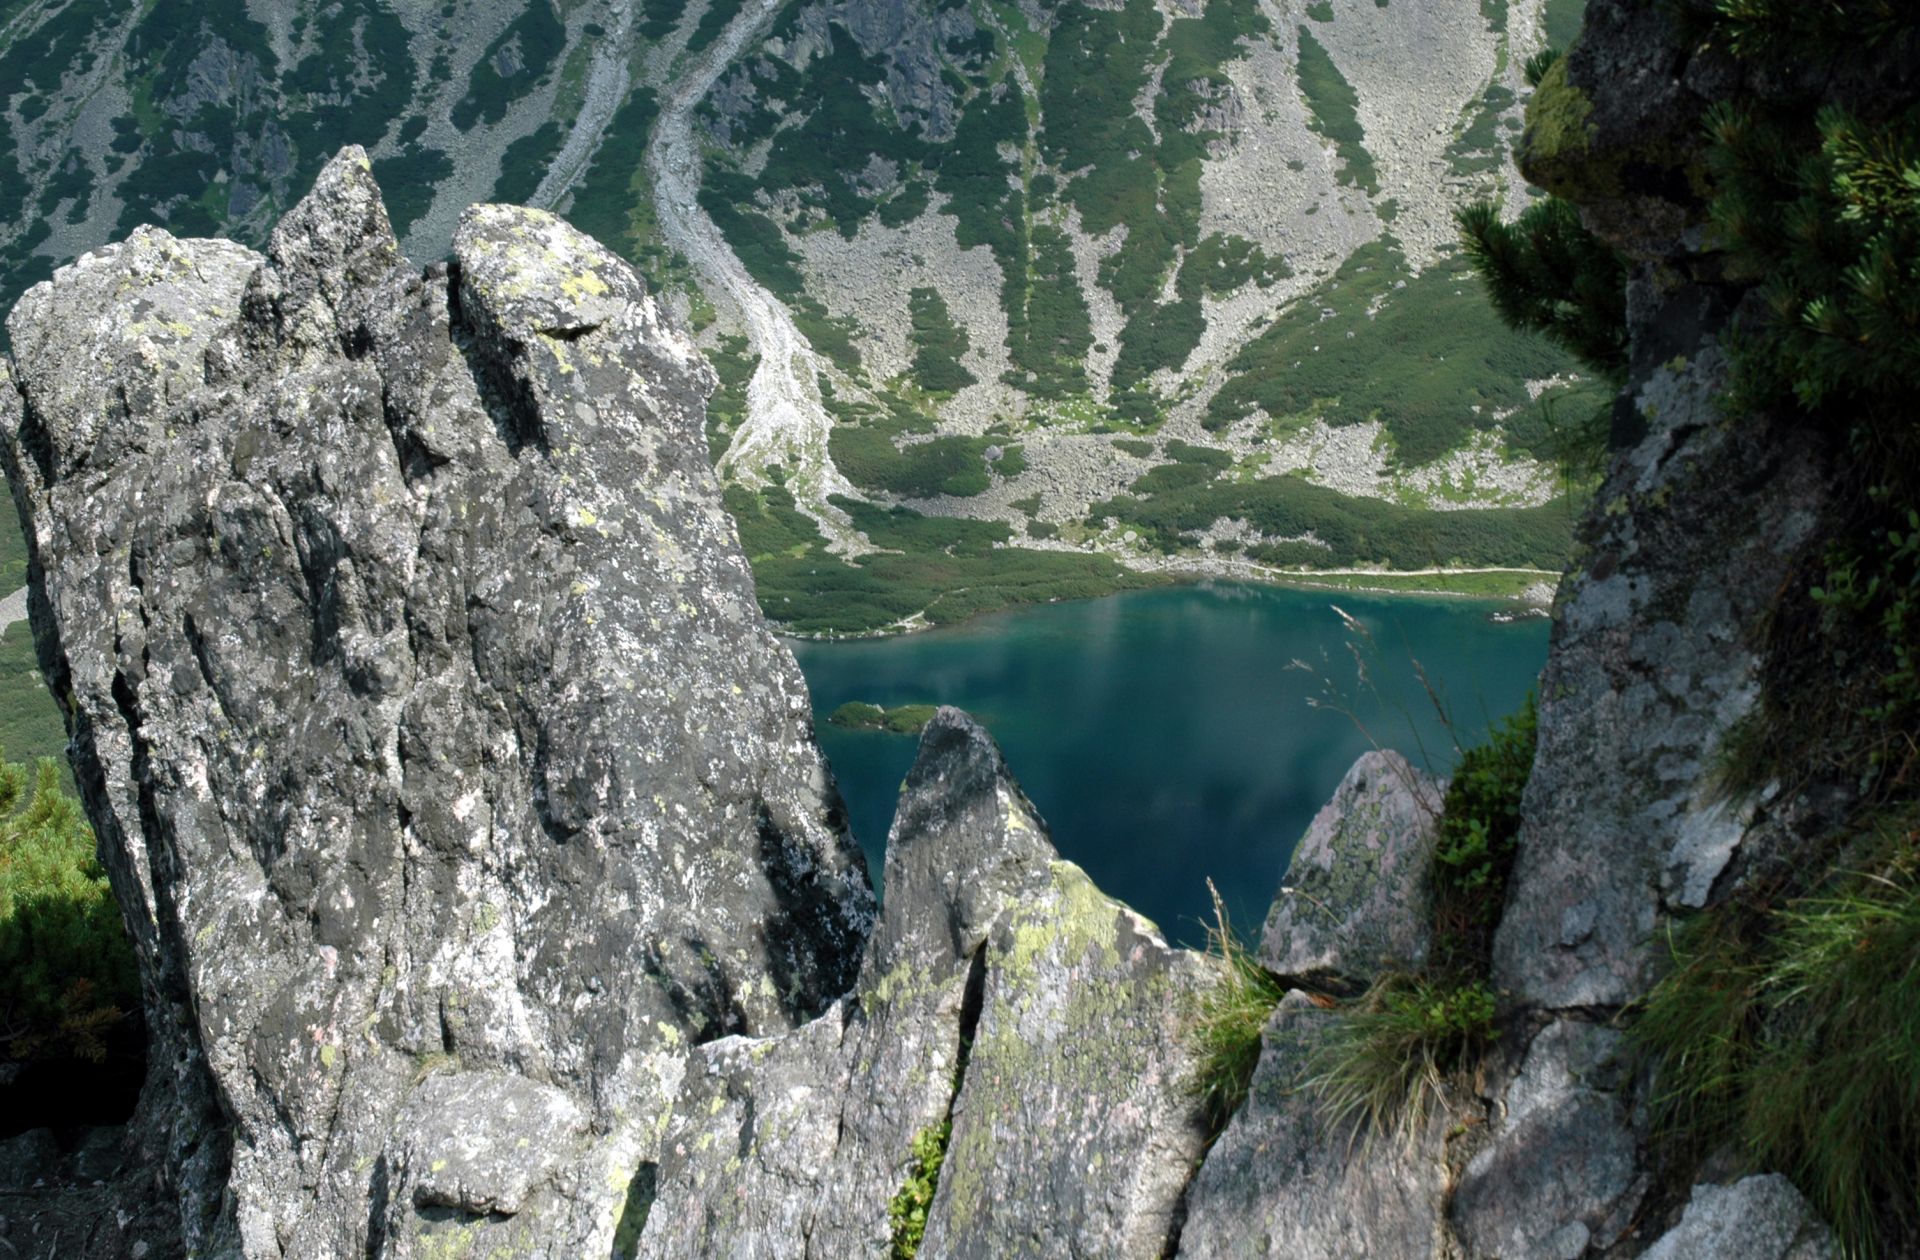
[
  {"x1": 4, "y1": 0, "x2": 1919, "y2": 1255},
  {"x1": 0, "y1": 0, "x2": 1601, "y2": 634}
]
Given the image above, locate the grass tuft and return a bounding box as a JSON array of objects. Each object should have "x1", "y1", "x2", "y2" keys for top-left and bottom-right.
[
  {"x1": 1188, "y1": 880, "x2": 1286, "y2": 1134},
  {"x1": 1305, "y1": 973, "x2": 1495, "y2": 1147},
  {"x1": 1634, "y1": 816, "x2": 1920, "y2": 1255}
]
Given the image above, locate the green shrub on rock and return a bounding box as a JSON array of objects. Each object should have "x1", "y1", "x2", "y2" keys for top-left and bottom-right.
[
  {"x1": 1431, "y1": 695, "x2": 1537, "y2": 974},
  {"x1": 1305, "y1": 697, "x2": 1536, "y2": 1139},
  {"x1": 1456, "y1": 198, "x2": 1628, "y2": 381},
  {"x1": 888, "y1": 1118, "x2": 952, "y2": 1258},
  {"x1": 1635, "y1": 816, "x2": 1920, "y2": 1254}
]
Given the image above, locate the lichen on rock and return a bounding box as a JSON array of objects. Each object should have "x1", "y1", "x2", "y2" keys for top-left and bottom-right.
[{"x1": 2, "y1": 145, "x2": 874, "y2": 1257}]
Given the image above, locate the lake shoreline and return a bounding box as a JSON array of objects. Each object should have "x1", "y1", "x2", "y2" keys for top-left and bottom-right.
[
  {"x1": 775, "y1": 562, "x2": 1560, "y2": 641},
  {"x1": 792, "y1": 582, "x2": 1552, "y2": 946}
]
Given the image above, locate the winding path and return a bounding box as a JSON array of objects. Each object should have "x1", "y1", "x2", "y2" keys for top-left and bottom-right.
[{"x1": 644, "y1": 0, "x2": 868, "y2": 555}]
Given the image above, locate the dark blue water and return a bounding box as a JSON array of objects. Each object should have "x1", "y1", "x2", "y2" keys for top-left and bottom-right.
[{"x1": 790, "y1": 583, "x2": 1549, "y2": 948}]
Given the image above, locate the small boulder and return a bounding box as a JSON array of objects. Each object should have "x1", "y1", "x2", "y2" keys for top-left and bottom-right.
[
  {"x1": 1640, "y1": 1175, "x2": 1835, "y2": 1260},
  {"x1": 1260, "y1": 750, "x2": 1444, "y2": 983}
]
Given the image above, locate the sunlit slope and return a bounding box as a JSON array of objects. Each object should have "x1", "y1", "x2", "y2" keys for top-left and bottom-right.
[{"x1": 0, "y1": 0, "x2": 1592, "y2": 633}]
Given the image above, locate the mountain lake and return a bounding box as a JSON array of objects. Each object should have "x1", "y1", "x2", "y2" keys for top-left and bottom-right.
[{"x1": 792, "y1": 582, "x2": 1552, "y2": 949}]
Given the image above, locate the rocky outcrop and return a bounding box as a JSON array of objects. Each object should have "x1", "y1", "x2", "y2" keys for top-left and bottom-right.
[
  {"x1": 1259, "y1": 749, "x2": 1443, "y2": 985},
  {"x1": 1177, "y1": 990, "x2": 1448, "y2": 1258},
  {"x1": 1639, "y1": 1175, "x2": 1834, "y2": 1260},
  {"x1": 4, "y1": 0, "x2": 1894, "y2": 1234},
  {"x1": 637, "y1": 708, "x2": 1214, "y2": 1258},
  {"x1": 2, "y1": 147, "x2": 874, "y2": 1257},
  {"x1": 1180, "y1": 750, "x2": 1448, "y2": 1258}
]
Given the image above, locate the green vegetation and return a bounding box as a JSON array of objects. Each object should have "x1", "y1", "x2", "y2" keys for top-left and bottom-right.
[
  {"x1": 739, "y1": 25, "x2": 913, "y2": 236},
  {"x1": 1430, "y1": 697, "x2": 1536, "y2": 973},
  {"x1": 639, "y1": 0, "x2": 689, "y2": 40},
  {"x1": 0, "y1": 488, "x2": 24, "y2": 593},
  {"x1": 907, "y1": 288, "x2": 975, "y2": 393},
  {"x1": 1206, "y1": 238, "x2": 1581, "y2": 464},
  {"x1": 1634, "y1": 817, "x2": 1920, "y2": 1253},
  {"x1": 451, "y1": 2, "x2": 565, "y2": 131},
  {"x1": 372, "y1": 144, "x2": 454, "y2": 237},
  {"x1": 1090, "y1": 472, "x2": 1575, "y2": 570},
  {"x1": 727, "y1": 485, "x2": 1158, "y2": 634},
  {"x1": 828, "y1": 701, "x2": 940, "y2": 734},
  {"x1": 888, "y1": 1118, "x2": 952, "y2": 1258},
  {"x1": 1707, "y1": 98, "x2": 1920, "y2": 417},
  {"x1": 0, "y1": 623, "x2": 72, "y2": 781},
  {"x1": 700, "y1": 171, "x2": 866, "y2": 372},
  {"x1": 704, "y1": 335, "x2": 758, "y2": 465},
  {"x1": 566, "y1": 88, "x2": 663, "y2": 264},
  {"x1": 1039, "y1": 0, "x2": 1167, "y2": 311},
  {"x1": 1307, "y1": 974, "x2": 1495, "y2": 1141},
  {"x1": 1113, "y1": 233, "x2": 1289, "y2": 390},
  {"x1": 493, "y1": 122, "x2": 566, "y2": 204},
  {"x1": 689, "y1": 0, "x2": 1271, "y2": 409},
  {"x1": 1295, "y1": 27, "x2": 1378, "y2": 195},
  {"x1": 1675, "y1": 8, "x2": 1920, "y2": 789},
  {"x1": 1617, "y1": 16, "x2": 1920, "y2": 1252},
  {"x1": 1188, "y1": 884, "x2": 1286, "y2": 1133},
  {"x1": 1523, "y1": 47, "x2": 1560, "y2": 90},
  {"x1": 686, "y1": 0, "x2": 746, "y2": 55},
  {"x1": 1012, "y1": 226, "x2": 1094, "y2": 400},
  {"x1": 1456, "y1": 198, "x2": 1629, "y2": 380},
  {"x1": 1308, "y1": 698, "x2": 1535, "y2": 1139},
  {"x1": 1040, "y1": 0, "x2": 1268, "y2": 359},
  {"x1": 931, "y1": 77, "x2": 1053, "y2": 393},
  {"x1": 1445, "y1": 80, "x2": 1518, "y2": 177},
  {"x1": 828, "y1": 388, "x2": 999, "y2": 499},
  {"x1": 0, "y1": 757, "x2": 139, "y2": 1069}
]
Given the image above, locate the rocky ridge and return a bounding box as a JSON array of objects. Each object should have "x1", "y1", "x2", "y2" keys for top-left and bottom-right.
[{"x1": 1, "y1": 148, "x2": 876, "y2": 1258}]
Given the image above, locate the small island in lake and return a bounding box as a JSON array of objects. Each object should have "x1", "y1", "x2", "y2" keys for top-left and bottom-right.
[{"x1": 828, "y1": 701, "x2": 940, "y2": 735}]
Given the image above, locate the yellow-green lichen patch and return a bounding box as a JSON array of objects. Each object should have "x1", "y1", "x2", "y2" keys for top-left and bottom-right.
[
  {"x1": 936, "y1": 863, "x2": 1186, "y2": 1242},
  {"x1": 560, "y1": 268, "x2": 612, "y2": 303},
  {"x1": 1001, "y1": 862, "x2": 1122, "y2": 985}
]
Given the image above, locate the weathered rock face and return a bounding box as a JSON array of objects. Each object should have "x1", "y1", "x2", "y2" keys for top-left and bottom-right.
[
  {"x1": 1181, "y1": 750, "x2": 1447, "y2": 1259},
  {"x1": 1639, "y1": 1175, "x2": 1834, "y2": 1260},
  {"x1": 1, "y1": 147, "x2": 874, "y2": 1257},
  {"x1": 1259, "y1": 749, "x2": 1443, "y2": 986},
  {"x1": 1488, "y1": 343, "x2": 1828, "y2": 1011},
  {"x1": 637, "y1": 708, "x2": 1215, "y2": 1259},
  {"x1": 1177, "y1": 990, "x2": 1448, "y2": 1259}
]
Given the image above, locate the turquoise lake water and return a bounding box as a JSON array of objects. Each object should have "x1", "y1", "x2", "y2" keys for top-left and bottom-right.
[{"x1": 790, "y1": 582, "x2": 1550, "y2": 949}]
